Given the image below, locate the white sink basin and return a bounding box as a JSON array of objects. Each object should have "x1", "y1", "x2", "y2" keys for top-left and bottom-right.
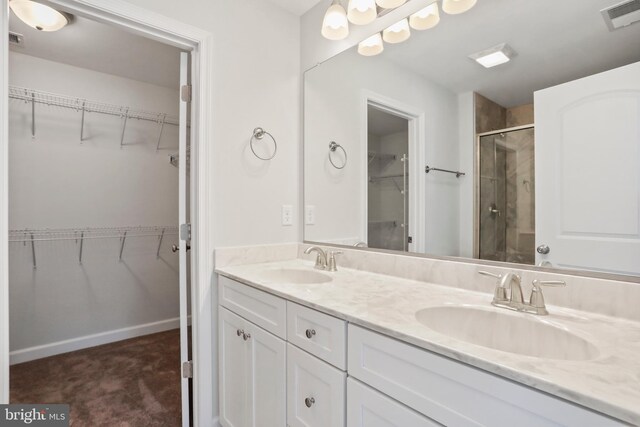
[
  {"x1": 259, "y1": 268, "x2": 332, "y2": 284},
  {"x1": 415, "y1": 305, "x2": 599, "y2": 361}
]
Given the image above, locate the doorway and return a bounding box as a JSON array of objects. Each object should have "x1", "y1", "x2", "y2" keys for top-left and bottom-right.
[
  {"x1": 4, "y1": 4, "x2": 195, "y2": 426},
  {"x1": 367, "y1": 105, "x2": 409, "y2": 251}
]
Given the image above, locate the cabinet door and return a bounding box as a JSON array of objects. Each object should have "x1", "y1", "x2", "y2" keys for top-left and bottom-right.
[
  {"x1": 347, "y1": 378, "x2": 441, "y2": 427},
  {"x1": 287, "y1": 344, "x2": 346, "y2": 427},
  {"x1": 246, "y1": 321, "x2": 286, "y2": 427},
  {"x1": 219, "y1": 307, "x2": 249, "y2": 427}
]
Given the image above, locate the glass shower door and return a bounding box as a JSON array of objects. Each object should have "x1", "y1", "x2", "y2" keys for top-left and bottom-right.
[{"x1": 478, "y1": 126, "x2": 535, "y2": 264}]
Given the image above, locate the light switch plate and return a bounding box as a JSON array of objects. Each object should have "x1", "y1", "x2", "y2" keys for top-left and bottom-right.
[
  {"x1": 282, "y1": 205, "x2": 293, "y2": 226},
  {"x1": 305, "y1": 205, "x2": 315, "y2": 225}
]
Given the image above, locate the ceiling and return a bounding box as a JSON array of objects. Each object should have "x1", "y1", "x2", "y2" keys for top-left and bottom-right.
[
  {"x1": 9, "y1": 12, "x2": 182, "y2": 88},
  {"x1": 269, "y1": 0, "x2": 323, "y2": 15},
  {"x1": 368, "y1": 105, "x2": 408, "y2": 136},
  {"x1": 379, "y1": 0, "x2": 640, "y2": 107}
]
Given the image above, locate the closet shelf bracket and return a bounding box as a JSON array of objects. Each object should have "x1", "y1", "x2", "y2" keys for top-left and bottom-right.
[
  {"x1": 156, "y1": 114, "x2": 166, "y2": 152},
  {"x1": 78, "y1": 231, "x2": 85, "y2": 264},
  {"x1": 30, "y1": 233, "x2": 36, "y2": 269},
  {"x1": 156, "y1": 228, "x2": 165, "y2": 259},
  {"x1": 80, "y1": 101, "x2": 86, "y2": 142},
  {"x1": 119, "y1": 231, "x2": 128, "y2": 261},
  {"x1": 120, "y1": 108, "x2": 130, "y2": 148}
]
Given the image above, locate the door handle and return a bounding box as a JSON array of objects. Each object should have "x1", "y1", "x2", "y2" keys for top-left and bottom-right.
[
  {"x1": 488, "y1": 203, "x2": 501, "y2": 217},
  {"x1": 172, "y1": 244, "x2": 191, "y2": 253},
  {"x1": 536, "y1": 245, "x2": 550, "y2": 255}
]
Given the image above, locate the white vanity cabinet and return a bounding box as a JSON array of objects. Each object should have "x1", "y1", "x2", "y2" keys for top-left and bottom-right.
[
  {"x1": 218, "y1": 276, "x2": 626, "y2": 427},
  {"x1": 218, "y1": 277, "x2": 288, "y2": 427},
  {"x1": 348, "y1": 325, "x2": 624, "y2": 427}
]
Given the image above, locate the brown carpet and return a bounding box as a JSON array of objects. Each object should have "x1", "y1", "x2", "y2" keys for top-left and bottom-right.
[{"x1": 10, "y1": 329, "x2": 182, "y2": 427}]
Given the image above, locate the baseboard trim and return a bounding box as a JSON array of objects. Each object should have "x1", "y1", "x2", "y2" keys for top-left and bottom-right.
[{"x1": 10, "y1": 317, "x2": 187, "y2": 365}]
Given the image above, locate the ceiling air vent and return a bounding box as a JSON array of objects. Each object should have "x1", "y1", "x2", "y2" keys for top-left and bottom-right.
[
  {"x1": 9, "y1": 31, "x2": 24, "y2": 47},
  {"x1": 601, "y1": 0, "x2": 640, "y2": 31}
]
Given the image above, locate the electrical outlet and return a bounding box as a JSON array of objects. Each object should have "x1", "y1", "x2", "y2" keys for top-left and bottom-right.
[
  {"x1": 281, "y1": 205, "x2": 293, "y2": 226},
  {"x1": 305, "y1": 205, "x2": 315, "y2": 225}
]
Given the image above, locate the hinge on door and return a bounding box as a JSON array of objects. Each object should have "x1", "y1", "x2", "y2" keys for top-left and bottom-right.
[
  {"x1": 181, "y1": 85, "x2": 192, "y2": 102},
  {"x1": 408, "y1": 236, "x2": 413, "y2": 244},
  {"x1": 180, "y1": 223, "x2": 191, "y2": 241},
  {"x1": 182, "y1": 360, "x2": 193, "y2": 378}
]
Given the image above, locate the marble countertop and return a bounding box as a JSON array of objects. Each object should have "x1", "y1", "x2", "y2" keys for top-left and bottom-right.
[{"x1": 217, "y1": 259, "x2": 640, "y2": 425}]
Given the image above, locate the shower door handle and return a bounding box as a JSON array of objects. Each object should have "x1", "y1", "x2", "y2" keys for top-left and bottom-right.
[{"x1": 488, "y1": 203, "x2": 501, "y2": 217}]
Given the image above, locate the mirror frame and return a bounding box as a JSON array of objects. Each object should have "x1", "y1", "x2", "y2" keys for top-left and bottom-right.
[{"x1": 302, "y1": 58, "x2": 640, "y2": 285}]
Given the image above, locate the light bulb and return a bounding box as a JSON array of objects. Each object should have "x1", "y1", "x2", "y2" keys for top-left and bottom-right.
[
  {"x1": 442, "y1": 0, "x2": 477, "y2": 15},
  {"x1": 409, "y1": 2, "x2": 440, "y2": 30},
  {"x1": 358, "y1": 33, "x2": 384, "y2": 56},
  {"x1": 321, "y1": 0, "x2": 349, "y2": 40},
  {"x1": 382, "y1": 18, "x2": 410, "y2": 44},
  {"x1": 9, "y1": 0, "x2": 70, "y2": 31},
  {"x1": 347, "y1": 0, "x2": 377, "y2": 25},
  {"x1": 375, "y1": 0, "x2": 406, "y2": 10}
]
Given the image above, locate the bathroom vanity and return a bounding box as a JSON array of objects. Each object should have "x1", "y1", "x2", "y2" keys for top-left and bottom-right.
[{"x1": 216, "y1": 244, "x2": 640, "y2": 427}]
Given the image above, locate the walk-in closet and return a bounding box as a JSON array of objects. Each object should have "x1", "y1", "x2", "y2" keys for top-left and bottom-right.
[{"x1": 7, "y1": 6, "x2": 190, "y2": 425}]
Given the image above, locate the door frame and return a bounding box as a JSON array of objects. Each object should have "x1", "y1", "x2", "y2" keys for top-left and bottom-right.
[
  {"x1": 0, "y1": 1, "x2": 215, "y2": 426},
  {"x1": 361, "y1": 91, "x2": 426, "y2": 253}
]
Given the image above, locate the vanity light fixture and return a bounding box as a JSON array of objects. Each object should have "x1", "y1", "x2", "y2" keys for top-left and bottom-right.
[
  {"x1": 358, "y1": 32, "x2": 384, "y2": 56},
  {"x1": 468, "y1": 43, "x2": 516, "y2": 68},
  {"x1": 9, "y1": 0, "x2": 72, "y2": 32},
  {"x1": 409, "y1": 2, "x2": 440, "y2": 30},
  {"x1": 383, "y1": 18, "x2": 411, "y2": 43},
  {"x1": 322, "y1": 0, "x2": 350, "y2": 40},
  {"x1": 347, "y1": 0, "x2": 377, "y2": 25},
  {"x1": 376, "y1": 0, "x2": 406, "y2": 9},
  {"x1": 442, "y1": 0, "x2": 477, "y2": 15}
]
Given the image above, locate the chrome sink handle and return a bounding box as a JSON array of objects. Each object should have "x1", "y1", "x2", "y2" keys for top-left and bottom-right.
[
  {"x1": 479, "y1": 271, "x2": 507, "y2": 303},
  {"x1": 529, "y1": 279, "x2": 566, "y2": 315},
  {"x1": 304, "y1": 246, "x2": 328, "y2": 270},
  {"x1": 327, "y1": 251, "x2": 343, "y2": 272}
]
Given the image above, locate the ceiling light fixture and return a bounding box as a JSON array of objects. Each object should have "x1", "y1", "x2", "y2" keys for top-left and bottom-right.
[
  {"x1": 9, "y1": 0, "x2": 72, "y2": 32},
  {"x1": 409, "y1": 2, "x2": 440, "y2": 30},
  {"x1": 383, "y1": 18, "x2": 411, "y2": 43},
  {"x1": 442, "y1": 0, "x2": 477, "y2": 15},
  {"x1": 347, "y1": 0, "x2": 377, "y2": 25},
  {"x1": 358, "y1": 32, "x2": 384, "y2": 56},
  {"x1": 468, "y1": 43, "x2": 516, "y2": 68},
  {"x1": 322, "y1": 0, "x2": 350, "y2": 40}
]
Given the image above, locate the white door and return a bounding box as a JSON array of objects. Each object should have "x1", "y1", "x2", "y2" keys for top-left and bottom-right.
[
  {"x1": 219, "y1": 308, "x2": 249, "y2": 427},
  {"x1": 246, "y1": 320, "x2": 286, "y2": 427},
  {"x1": 178, "y1": 51, "x2": 192, "y2": 427},
  {"x1": 534, "y1": 61, "x2": 640, "y2": 275}
]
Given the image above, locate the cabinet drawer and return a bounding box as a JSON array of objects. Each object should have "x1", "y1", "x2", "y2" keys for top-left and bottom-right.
[
  {"x1": 348, "y1": 325, "x2": 622, "y2": 427},
  {"x1": 287, "y1": 301, "x2": 347, "y2": 369},
  {"x1": 347, "y1": 377, "x2": 441, "y2": 427},
  {"x1": 287, "y1": 343, "x2": 346, "y2": 427},
  {"x1": 219, "y1": 276, "x2": 286, "y2": 339}
]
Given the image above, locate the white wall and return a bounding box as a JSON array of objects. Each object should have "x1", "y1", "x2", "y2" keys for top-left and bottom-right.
[
  {"x1": 116, "y1": 1, "x2": 301, "y2": 425},
  {"x1": 8, "y1": 52, "x2": 182, "y2": 360},
  {"x1": 458, "y1": 92, "x2": 475, "y2": 257},
  {"x1": 304, "y1": 48, "x2": 460, "y2": 254}
]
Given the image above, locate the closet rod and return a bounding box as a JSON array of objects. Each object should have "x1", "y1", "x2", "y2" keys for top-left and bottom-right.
[{"x1": 8, "y1": 85, "x2": 181, "y2": 128}]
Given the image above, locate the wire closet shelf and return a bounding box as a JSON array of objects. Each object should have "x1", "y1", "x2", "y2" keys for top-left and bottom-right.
[
  {"x1": 9, "y1": 226, "x2": 178, "y2": 243},
  {"x1": 8, "y1": 85, "x2": 180, "y2": 126}
]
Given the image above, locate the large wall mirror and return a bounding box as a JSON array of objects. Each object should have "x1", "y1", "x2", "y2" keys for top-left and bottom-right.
[{"x1": 303, "y1": 0, "x2": 640, "y2": 279}]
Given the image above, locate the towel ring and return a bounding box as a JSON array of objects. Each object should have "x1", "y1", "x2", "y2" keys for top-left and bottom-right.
[
  {"x1": 328, "y1": 141, "x2": 347, "y2": 169},
  {"x1": 250, "y1": 127, "x2": 277, "y2": 160}
]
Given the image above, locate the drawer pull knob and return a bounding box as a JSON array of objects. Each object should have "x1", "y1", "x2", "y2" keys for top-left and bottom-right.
[
  {"x1": 243, "y1": 332, "x2": 251, "y2": 341},
  {"x1": 305, "y1": 329, "x2": 316, "y2": 339},
  {"x1": 236, "y1": 329, "x2": 244, "y2": 337},
  {"x1": 304, "y1": 397, "x2": 315, "y2": 408}
]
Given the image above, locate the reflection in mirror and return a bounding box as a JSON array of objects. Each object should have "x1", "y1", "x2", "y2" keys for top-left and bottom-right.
[{"x1": 304, "y1": 0, "x2": 640, "y2": 278}]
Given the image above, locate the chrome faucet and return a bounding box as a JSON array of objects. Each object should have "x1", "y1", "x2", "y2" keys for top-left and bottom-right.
[
  {"x1": 304, "y1": 246, "x2": 328, "y2": 270},
  {"x1": 479, "y1": 271, "x2": 566, "y2": 315}
]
